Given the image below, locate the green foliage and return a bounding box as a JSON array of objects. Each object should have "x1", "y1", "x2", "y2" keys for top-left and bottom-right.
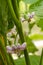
[
  {"x1": 8, "y1": 11, "x2": 14, "y2": 31},
  {"x1": 29, "y1": 23, "x2": 35, "y2": 33},
  {"x1": 0, "y1": 0, "x2": 43, "y2": 65},
  {"x1": 30, "y1": 34, "x2": 43, "y2": 40},
  {"x1": 25, "y1": 36, "x2": 38, "y2": 53},
  {"x1": 15, "y1": 55, "x2": 42, "y2": 65},
  {"x1": 0, "y1": 0, "x2": 8, "y2": 35},
  {"x1": 23, "y1": 0, "x2": 38, "y2": 4},
  {"x1": 29, "y1": 0, "x2": 43, "y2": 30},
  {"x1": 11, "y1": 0, "x2": 19, "y2": 19},
  {"x1": 0, "y1": 53, "x2": 5, "y2": 65},
  {"x1": 17, "y1": 0, "x2": 20, "y2": 6},
  {"x1": 37, "y1": 19, "x2": 43, "y2": 30},
  {"x1": 0, "y1": 39, "x2": 11, "y2": 65},
  {"x1": 29, "y1": 0, "x2": 43, "y2": 18},
  {"x1": 39, "y1": 49, "x2": 43, "y2": 65},
  {"x1": 0, "y1": 0, "x2": 15, "y2": 33}
]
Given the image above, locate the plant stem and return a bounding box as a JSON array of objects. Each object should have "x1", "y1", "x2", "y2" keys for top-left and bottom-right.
[
  {"x1": 17, "y1": 0, "x2": 20, "y2": 7},
  {"x1": 0, "y1": 39, "x2": 11, "y2": 65},
  {"x1": 7, "y1": 0, "x2": 31, "y2": 65},
  {"x1": 7, "y1": 0, "x2": 25, "y2": 43},
  {"x1": 39, "y1": 48, "x2": 43, "y2": 65},
  {"x1": 9, "y1": 54, "x2": 15, "y2": 65},
  {"x1": 0, "y1": 53, "x2": 5, "y2": 65},
  {"x1": 0, "y1": 35, "x2": 15, "y2": 65},
  {"x1": 24, "y1": 49, "x2": 31, "y2": 65},
  {"x1": 2, "y1": 31, "x2": 15, "y2": 65},
  {"x1": 11, "y1": 0, "x2": 19, "y2": 19},
  {"x1": 3, "y1": 33, "x2": 7, "y2": 46}
]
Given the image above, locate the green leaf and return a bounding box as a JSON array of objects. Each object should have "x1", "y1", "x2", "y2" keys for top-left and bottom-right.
[
  {"x1": 29, "y1": 0, "x2": 43, "y2": 19},
  {"x1": 30, "y1": 34, "x2": 43, "y2": 40},
  {"x1": 37, "y1": 19, "x2": 43, "y2": 30},
  {"x1": 0, "y1": 53, "x2": 5, "y2": 65},
  {"x1": 25, "y1": 35, "x2": 38, "y2": 53},
  {"x1": 15, "y1": 55, "x2": 41, "y2": 65},
  {"x1": 29, "y1": 22, "x2": 35, "y2": 33},
  {"x1": 29, "y1": 0, "x2": 43, "y2": 30},
  {"x1": 23, "y1": 0, "x2": 38, "y2": 4}
]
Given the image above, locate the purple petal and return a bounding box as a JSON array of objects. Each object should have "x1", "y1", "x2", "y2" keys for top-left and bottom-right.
[
  {"x1": 6, "y1": 46, "x2": 12, "y2": 51},
  {"x1": 20, "y1": 42, "x2": 26, "y2": 50},
  {"x1": 12, "y1": 45, "x2": 17, "y2": 50},
  {"x1": 6, "y1": 46, "x2": 13, "y2": 53},
  {"x1": 30, "y1": 12, "x2": 35, "y2": 18},
  {"x1": 27, "y1": 12, "x2": 35, "y2": 19},
  {"x1": 17, "y1": 44, "x2": 21, "y2": 49}
]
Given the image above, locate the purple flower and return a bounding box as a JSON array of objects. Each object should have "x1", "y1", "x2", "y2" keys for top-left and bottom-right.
[
  {"x1": 12, "y1": 45, "x2": 17, "y2": 50},
  {"x1": 17, "y1": 44, "x2": 21, "y2": 49},
  {"x1": 27, "y1": 12, "x2": 35, "y2": 19},
  {"x1": 6, "y1": 46, "x2": 12, "y2": 51},
  {"x1": 6, "y1": 42, "x2": 26, "y2": 54},
  {"x1": 6, "y1": 46, "x2": 13, "y2": 53},
  {"x1": 20, "y1": 42, "x2": 26, "y2": 50}
]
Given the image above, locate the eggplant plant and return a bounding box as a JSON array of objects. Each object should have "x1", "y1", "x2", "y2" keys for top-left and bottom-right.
[{"x1": 0, "y1": 0, "x2": 43, "y2": 65}]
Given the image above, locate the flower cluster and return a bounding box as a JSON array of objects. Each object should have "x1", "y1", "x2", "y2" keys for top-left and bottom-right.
[
  {"x1": 20, "y1": 12, "x2": 35, "y2": 22},
  {"x1": 6, "y1": 42, "x2": 26, "y2": 54}
]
